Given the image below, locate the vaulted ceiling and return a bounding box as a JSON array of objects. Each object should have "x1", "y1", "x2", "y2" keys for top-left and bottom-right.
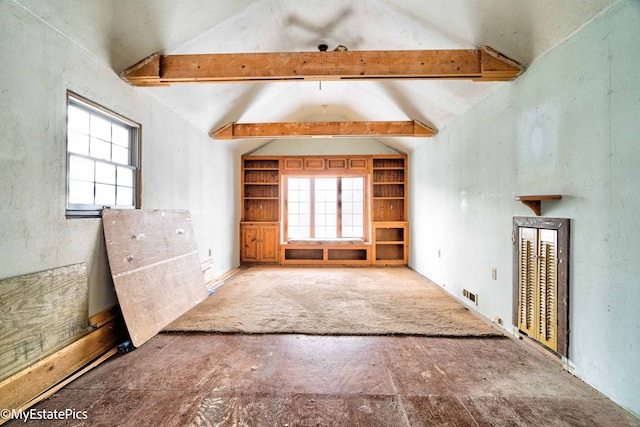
[{"x1": 17, "y1": 0, "x2": 615, "y2": 153}]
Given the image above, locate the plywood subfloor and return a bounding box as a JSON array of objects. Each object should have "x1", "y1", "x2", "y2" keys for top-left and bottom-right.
[{"x1": 14, "y1": 334, "x2": 640, "y2": 426}]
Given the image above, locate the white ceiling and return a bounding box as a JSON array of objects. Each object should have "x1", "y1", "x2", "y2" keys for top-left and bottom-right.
[{"x1": 17, "y1": 0, "x2": 615, "y2": 153}]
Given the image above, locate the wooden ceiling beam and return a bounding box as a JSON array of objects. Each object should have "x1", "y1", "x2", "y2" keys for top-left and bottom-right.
[
  {"x1": 121, "y1": 47, "x2": 522, "y2": 86},
  {"x1": 209, "y1": 120, "x2": 437, "y2": 139}
]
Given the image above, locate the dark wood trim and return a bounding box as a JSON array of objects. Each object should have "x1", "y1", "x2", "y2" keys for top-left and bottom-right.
[{"x1": 513, "y1": 216, "x2": 570, "y2": 357}]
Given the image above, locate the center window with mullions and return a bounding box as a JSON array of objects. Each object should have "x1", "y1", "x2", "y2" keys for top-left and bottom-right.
[{"x1": 286, "y1": 176, "x2": 364, "y2": 240}]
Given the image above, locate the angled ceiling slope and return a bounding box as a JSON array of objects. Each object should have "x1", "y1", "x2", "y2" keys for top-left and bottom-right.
[
  {"x1": 14, "y1": 0, "x2": 613, "y2": 153},
  {"x1": 121, "y1": 46, "x2": 521, "y2": 147}
]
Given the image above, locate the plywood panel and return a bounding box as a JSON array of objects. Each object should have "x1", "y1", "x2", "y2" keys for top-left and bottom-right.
[
  {"x1": 102, "y1": 209, "x2": 207, "y2": 347},
  {"x1": 0, "y1": 264, "x2": 88, "y2": 381},
  {"x1": 102, "y1": 210, "x2": 199, "y2": 277}
]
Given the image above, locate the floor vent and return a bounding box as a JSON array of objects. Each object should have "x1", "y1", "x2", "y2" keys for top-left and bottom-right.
[{"x1": 462, "y1": 289, "x2": 477, "y2": 305}]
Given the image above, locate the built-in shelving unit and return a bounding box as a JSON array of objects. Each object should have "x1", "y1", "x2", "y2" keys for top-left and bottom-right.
[
  {"x1": 240, "y1": 154, "x2": 409, "y2": 266},
  {"x1": 242, "y1": 158, "x2": 281, "y2": 222},
  {"x1": 371, "y1": 155, "x2": 409, "y2": 265},
  {"x1": 241, "y1": 157, "x2": 280, "y2": 263},
  {"x1": 372, "y1": 222, "x2": 408, "y2": 265},
  {"x1": 372, "y1": 156, "x2": 406, "y2": 222}
]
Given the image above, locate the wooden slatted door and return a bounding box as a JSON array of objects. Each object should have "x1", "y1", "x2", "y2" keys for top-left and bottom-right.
[
  {"x1": 518, "y1": 227, "x2": 538, "y2": 338},
  {"x1": 517, "y1": 227, "x2": 559, "y2": 352},
  {"x1": 537, "y1": 229, "x2": 558, "y2": 351}
]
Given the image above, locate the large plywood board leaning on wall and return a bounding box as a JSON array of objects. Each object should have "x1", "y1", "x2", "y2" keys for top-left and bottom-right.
[
  {"x1": 0, "y1": 263, "x2": 88, "y2": 382},
  {"x1": 102, "y1": 209, "x2": 208, "y2": 347}
]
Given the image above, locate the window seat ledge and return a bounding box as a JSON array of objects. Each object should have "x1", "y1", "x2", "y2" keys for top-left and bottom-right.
[{"x1": 286, "y1": 238, "x2": 366, "y2": 245}]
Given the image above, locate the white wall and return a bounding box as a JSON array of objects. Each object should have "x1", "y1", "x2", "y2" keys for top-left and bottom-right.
[
  {"x1": 0, "y1": 0, "x2": 236, "y2": 316},
  {"x1": 410, "y1": 0, "x2": 640, "y2": 416},
  {"x1": 251, "y1": 138, "x2": 399, "y2": 156}
]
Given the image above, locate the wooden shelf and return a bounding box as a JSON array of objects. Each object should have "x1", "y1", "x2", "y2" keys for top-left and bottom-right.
[
  {"x1": 373, "y1": 182, "x2": 406, "y2": 185},
  {"x1": 280, "y1": 243, "x2": 371, "y2": 266},
  {"x1": 371, "y1": 155, "x2": 407, "y2": 222},
  {"x1": 242, "y1": 156, "x2": 281, "y2": 223},
  {"x1": 244, "y1": 182, "x2": 279, "y2": 185},
  {"x1": 372, "y1": 222, "x2": 408, "y2": 265},
  {"x1": 515, "y1": 195, "x2": 562, "y2": 216}
]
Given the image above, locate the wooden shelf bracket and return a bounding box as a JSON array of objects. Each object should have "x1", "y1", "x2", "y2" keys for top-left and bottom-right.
[{"x1": 515, "y1": 195, "x2": 562, "y2": 216}]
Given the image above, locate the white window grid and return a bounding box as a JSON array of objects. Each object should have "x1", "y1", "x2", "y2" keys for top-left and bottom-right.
[
  {"x1": 66, "y1": 93, "x2": 140, "y2": 217},
  {"x1": 286, "y1": 176, "x2": 364, "y2": 239}
]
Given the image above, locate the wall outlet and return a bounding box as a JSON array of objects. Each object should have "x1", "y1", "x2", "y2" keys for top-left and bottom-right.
[
  {"x1": 491, "y1": 268, "x2": 497, "y2": 280},
  {"x1": 437, "y1": 249, "x2": 441, "y2": 258}
]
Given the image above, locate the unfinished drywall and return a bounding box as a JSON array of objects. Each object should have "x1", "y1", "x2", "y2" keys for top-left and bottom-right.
[
  {"x1": 0, "y1": 1, "x2": 236, "y2": 316},
  {"x1": 409, "y1": 0, "x2": 639, "y2": 416}
]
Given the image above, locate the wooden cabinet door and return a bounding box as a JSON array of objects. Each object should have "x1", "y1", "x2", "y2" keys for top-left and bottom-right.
[
  {"x1": 260, "y1": 226, "x2": 279, "y2": 263},
  {"x1": 241, "y1": 224, "x2": 279, "y2": 263},
  {"x1": 241, "y1": 225, "x2": 259, "y2": 263}
]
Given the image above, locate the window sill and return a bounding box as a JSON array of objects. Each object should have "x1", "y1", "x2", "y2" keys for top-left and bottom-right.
[{"x1": 286, "y1": 238, "x2": 366, "y2": 245}]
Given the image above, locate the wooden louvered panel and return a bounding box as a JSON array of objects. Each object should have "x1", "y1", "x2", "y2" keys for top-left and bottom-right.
[
  {"x1": 518, "y1": 228, "x2": 537, "y2": 337},
  {"x1": 513, "y1": 217, "x2": 569, "y2": 358},
  {"x1": 517, "y1": 227, "x2": 558, "y2": 351},
  {"x1": 538, "y1": 231, "x2": 558, "y2": 351}
]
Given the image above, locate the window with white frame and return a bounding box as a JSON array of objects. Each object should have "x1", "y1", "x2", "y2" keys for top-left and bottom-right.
[
  {"x1": 66, "y1": 93, "x2": 140, "y2": 217},
  {"x1": 286, "y1": 176, "x2": 365, "y2": 240}
]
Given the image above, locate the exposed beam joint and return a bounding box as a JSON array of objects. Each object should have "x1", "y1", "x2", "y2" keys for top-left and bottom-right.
[
  {"x1": 122, "y1": 47, "x2": 523, "y2": 86},
  {"x1": 210, "y1": 120, "x2": 437, "y2": 140}
]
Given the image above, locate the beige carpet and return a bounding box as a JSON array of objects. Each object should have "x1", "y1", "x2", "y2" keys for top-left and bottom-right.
[{"x1": 164, "y1": 266, "x2": 502, "y2": 337}]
